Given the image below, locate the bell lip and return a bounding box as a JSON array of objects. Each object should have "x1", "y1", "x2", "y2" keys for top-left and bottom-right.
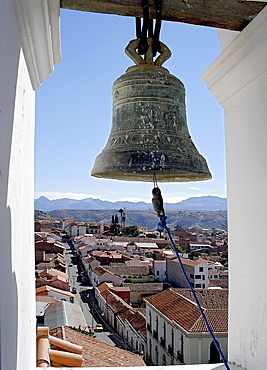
[{"x1": 91, "y1": 169, "x2": 212, "y2": 183}]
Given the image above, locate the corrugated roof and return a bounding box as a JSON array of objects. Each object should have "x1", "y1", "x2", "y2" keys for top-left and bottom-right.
[{"x1": 44, "y1": 301, "x2": 87, "y2": 330}]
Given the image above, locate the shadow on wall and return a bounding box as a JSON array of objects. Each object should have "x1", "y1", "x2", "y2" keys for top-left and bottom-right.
[{"x1": 0, "y1": 1, "x2": 22, "y2": 363}]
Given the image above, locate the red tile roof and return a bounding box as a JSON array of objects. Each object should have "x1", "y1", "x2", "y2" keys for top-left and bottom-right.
[
  {"x1": 145, "y1": 288, "x2": 228, "y2": 333},
  {"x1": 118, "y1": 310, "x2": 147, "y2": 339},
  {"x1": 179, "y1": 257, "x2": 214, "y2": 266},
  {"x1": 92, "y1": 266, "x2": 107, "y2": 276},
  {"x1": 123, "y1": 282, "x2": 164, "y2": 293},
  {"x1": 105, "y1": 265, "x2": 149, "y2": 276},
  {"x1": 36, "y1": 285, "x2": 74, "y2": 297},
  {"x1": 101, "y1": 289, "x2": 132, "y2": 315},
  {"x1": 50, "y1": 327, "x2": 146, "y2": 367},
  {"x1": 174, "y1": 288, "x2": 228, "y2": 309}
]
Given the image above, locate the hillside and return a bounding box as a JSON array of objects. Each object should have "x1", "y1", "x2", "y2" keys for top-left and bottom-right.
[
  {"x1": 34, "y1": 210, "x2": 60, "y2": 222},
  {"x1": 47, "y1": 209, "x2": 227, "y2": 231}
]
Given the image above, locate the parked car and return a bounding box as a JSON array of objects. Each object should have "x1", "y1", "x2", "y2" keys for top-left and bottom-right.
[
  {"x1": 71, "y1": 287, "x2": 77, "y2": 294},
  {"x1": 87, "y1": 325, "x2": 93, "y2": 332},
  {"x1": 94, "y1": 323, "x2": 103, "y2": 332}
]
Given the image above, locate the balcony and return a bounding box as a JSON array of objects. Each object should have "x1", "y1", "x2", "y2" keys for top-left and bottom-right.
[
  {"x1": 153, "y1": 330, "x2": 158, "y2": 340},
  {"x1": 177, "y1": 350, "x2": 184, "y2": 363},
  {"x1": 168, "y1": 345, "x2": 173, "y2": 356},
  {"x1": 147, "y1": 323, "x2": 151, "y2": 332}
]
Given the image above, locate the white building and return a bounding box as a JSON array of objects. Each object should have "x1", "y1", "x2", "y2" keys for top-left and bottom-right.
[
  {"x1": 167, "y1": 257, "x2": 215, "y2": 289},
  {"x1": 153, "y1": 260, "x2": 166, "y2": 281},
  {"x1": 90, "y1": 266, "x2": 122, "y2": 287},
  {"x1": 1, "y1": 1, "x2": 267, "y2": 369},
  {"x1": 145, "y1": 288, "x2": 228, "y2": 365}
]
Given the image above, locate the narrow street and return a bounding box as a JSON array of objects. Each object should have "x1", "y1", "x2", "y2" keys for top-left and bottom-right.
[{"x1": 64, "y1": 242, "x2": 133, "y2": 350}]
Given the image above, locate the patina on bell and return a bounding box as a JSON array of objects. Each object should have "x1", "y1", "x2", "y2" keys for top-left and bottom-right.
[{"x1": 91, "y1": 39, "x2": 211, "y2": 182}]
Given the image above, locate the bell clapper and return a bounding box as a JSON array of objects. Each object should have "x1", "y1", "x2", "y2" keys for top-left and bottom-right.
[
  {"x1": 152, "y1": 186, "x2": 165, "y2": 218},
  {"x1": 152, "y1": 172, "x2": 166, "y2": 219}
]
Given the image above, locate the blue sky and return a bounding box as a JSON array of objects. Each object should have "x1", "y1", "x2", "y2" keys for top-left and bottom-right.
[{"x1": 35, "y1": 9, "x2": 225, "y2": 204}]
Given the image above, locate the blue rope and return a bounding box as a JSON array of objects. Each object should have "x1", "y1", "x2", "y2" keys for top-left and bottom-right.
[{"x1": 158, "y1": 215, "x2": 230, "y2": 370}]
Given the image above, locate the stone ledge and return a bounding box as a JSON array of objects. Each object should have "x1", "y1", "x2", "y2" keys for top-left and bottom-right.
[{"x1": 40, "y1": 364, "x2": 247, "y2": 370}]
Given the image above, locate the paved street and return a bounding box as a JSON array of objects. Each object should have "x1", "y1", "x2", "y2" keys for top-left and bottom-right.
[{"x1": 64, "y1": 244, "x2": 116, "y2": 346}]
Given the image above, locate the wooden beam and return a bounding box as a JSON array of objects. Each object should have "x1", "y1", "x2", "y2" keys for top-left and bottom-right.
[{"x1": 60, "y1": 0, "x2": 267, "y2": 31}]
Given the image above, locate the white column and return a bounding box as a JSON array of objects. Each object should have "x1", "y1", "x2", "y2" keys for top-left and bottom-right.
[
  {"x1": 0, "y1": 1, "x2": 60, "y2": 369},
  {"x1": 202, "y1": 6, "x2": 267, "y2": 370}
]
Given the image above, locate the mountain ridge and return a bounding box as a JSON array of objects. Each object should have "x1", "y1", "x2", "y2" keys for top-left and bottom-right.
[{"x1": 35, "y1": 195, "x2": 227, "y2": 212}]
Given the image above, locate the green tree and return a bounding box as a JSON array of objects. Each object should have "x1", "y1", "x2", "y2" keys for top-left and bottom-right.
[
  {"x1": 188, "y1": 251, "x2": 199, "y2": 259},
  {"x1": 165, "y1": 245, "x2": 184, "y2": 253},
  {"x1": 110, "y1": 214, "x2": 120, "y2": 235},
  {"x1": 165, "y1": 245, "x2": 173, "y2": 249},
  {"x1": 145, "y1": 252, "x2": 154, "y2": 258},
  {"x1": 121, "y1": 225, "x2": 139, "y2": 237},
  {"x1": 146, "y1": 233, "x2": 157, "y2": 238},
  {"x1": 124, "y1": 278, "x2": 134, "y2": 283},
  {"x1": 127, "y1": 241, "x2": 136, "y2": 246}
]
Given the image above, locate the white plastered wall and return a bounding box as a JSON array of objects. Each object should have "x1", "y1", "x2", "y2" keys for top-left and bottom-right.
[
  {"x1": 203, "y1": 6, "x2": 267, "y2": 370},
  {"x1": 1, "y1": 0, "x2": 267, "y2": 368},
  {"x1": 0, "y1": 0, "x2": 60, "y2": 369}
]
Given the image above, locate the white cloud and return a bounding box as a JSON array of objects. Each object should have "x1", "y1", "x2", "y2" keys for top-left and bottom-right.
[
  {"x1": 35, "y1": 190, "x2": 226, "y2": 202},
  {"x1": 34, "y1": 192, "x2": 100, "y2": 200},
  {"x1": 164, "y1": 196, "x2": 189, "y2": 203},
  {"x1": 188, "y1": 186, "x2": 201, "y2": 191},
  {"x1": 120, "y1": 197, "x2": 150, "y2": 203}
]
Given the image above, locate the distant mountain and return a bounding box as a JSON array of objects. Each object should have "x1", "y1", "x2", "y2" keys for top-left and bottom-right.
[
  {"x1": 35, "y1": 195, "x2": 227, "y2": 212},
  {"x1": 166, "y1": 196, "x2": 227, "y2": 211}
]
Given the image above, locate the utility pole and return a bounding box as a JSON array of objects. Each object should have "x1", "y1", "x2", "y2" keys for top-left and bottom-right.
[{"x1": 118, "y1": 208, "x2": 126, "y2": 229}]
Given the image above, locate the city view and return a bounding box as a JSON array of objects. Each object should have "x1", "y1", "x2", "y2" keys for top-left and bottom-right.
[{"x1": 35, "y1": 195, "x2": 228, "y2": 367}]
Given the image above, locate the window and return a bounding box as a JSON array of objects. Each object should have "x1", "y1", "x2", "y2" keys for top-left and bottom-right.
[
  {"x1": 195, "y1": 275, "x2": 201, "y2": 279},
  {"x1": 199, "y1": 267, "x2": 204, "y2": 272},
  {"x1": 202, "y1": 275, "x2": 205, "y2": 280},
  {"x1": 155, "y1": 345, "x2": 159, "y2": 365},
  {"x1": 163, "y1": 322, "x2": 166, "y2": 340},
  {"x1": 196, "y1": 284, "x2": 202, "y2": 288}
]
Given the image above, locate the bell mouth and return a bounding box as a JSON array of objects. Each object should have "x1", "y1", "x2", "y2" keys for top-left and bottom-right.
[
  {"x1": 91, "y1": 169, "x2": 211, "y2": 182},
  {"x1": 91, "y1": 150, "x2": 212, "y2": 183}
]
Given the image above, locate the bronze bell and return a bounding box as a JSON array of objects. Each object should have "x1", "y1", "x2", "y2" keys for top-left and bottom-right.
[{"x1": 91, "y1": 38, "x2": 211, "y2": 182}]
